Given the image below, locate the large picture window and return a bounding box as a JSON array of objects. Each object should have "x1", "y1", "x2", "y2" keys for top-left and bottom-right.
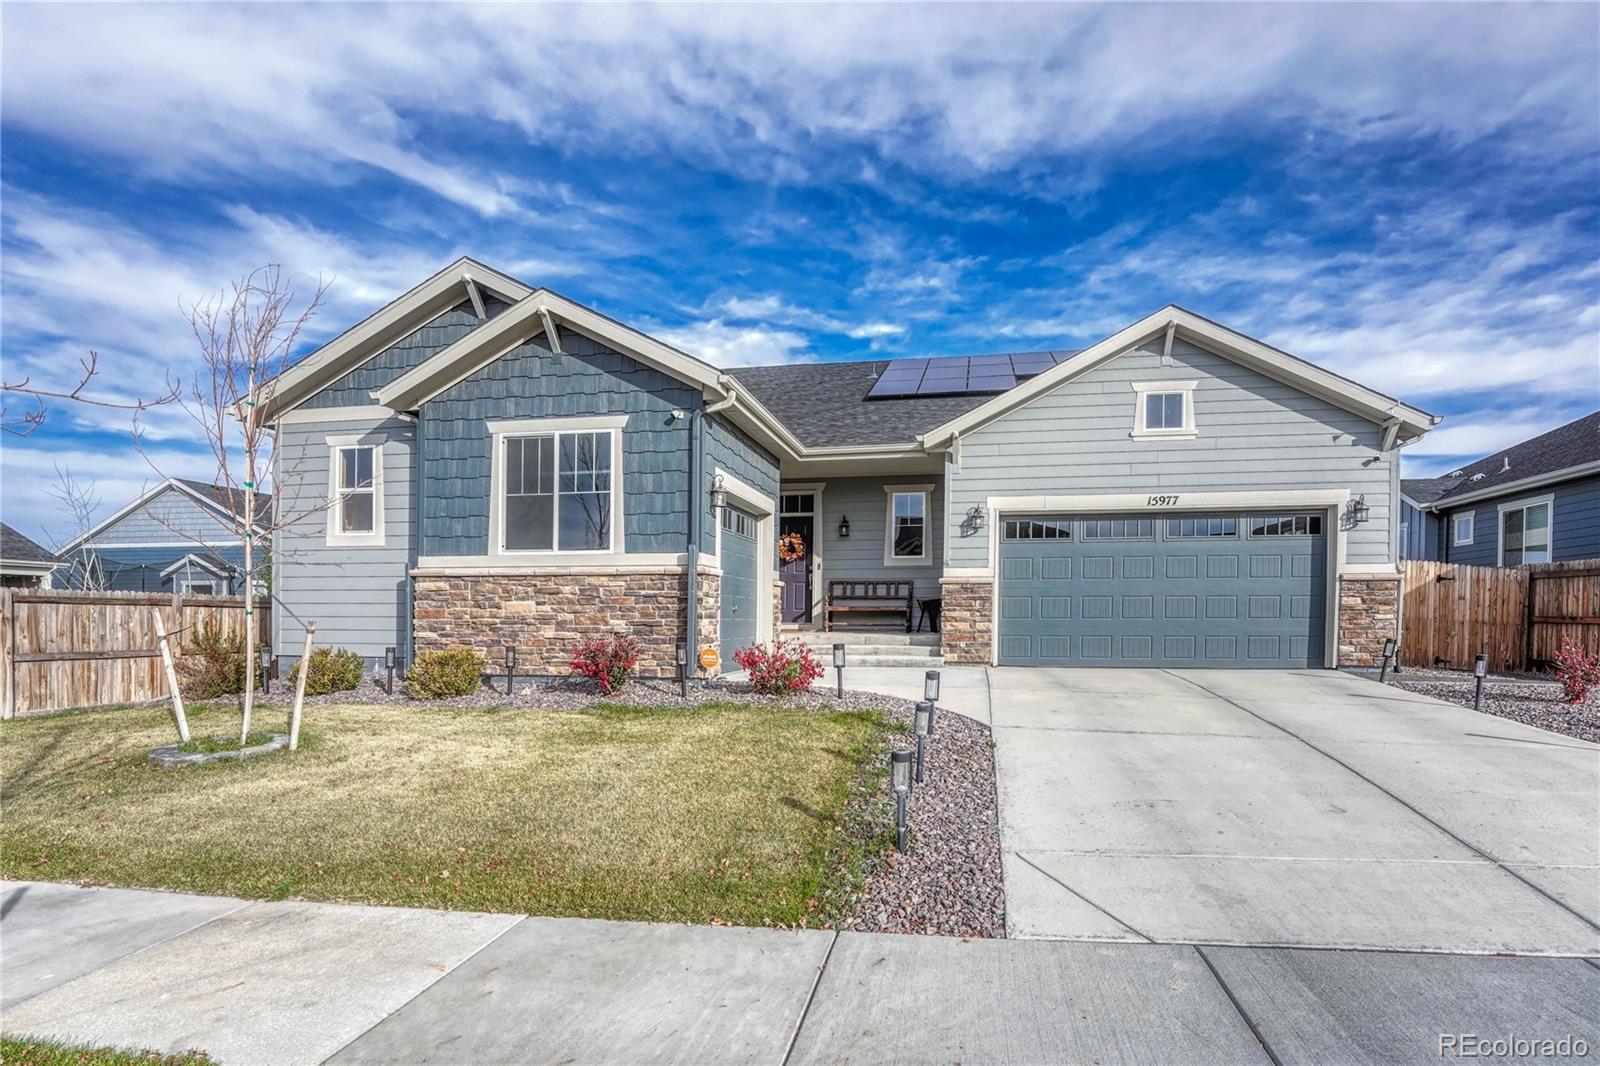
[
  {"x1": 1499, "y1": 498, "x2": 1551, "y2": 566},
  {"x1": 502, "y1": 430, "x2": 614, "y2": 552}
]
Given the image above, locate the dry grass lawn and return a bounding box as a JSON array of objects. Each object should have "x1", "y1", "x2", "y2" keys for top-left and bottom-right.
[{"x1": 1, "y1": 700, "x2": 888, "y2": 926}]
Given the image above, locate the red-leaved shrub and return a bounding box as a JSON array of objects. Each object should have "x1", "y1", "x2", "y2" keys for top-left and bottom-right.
[
  {"x1": 734, "y1": 639, "x2": 825, "y2": 695},
  {"x1": 570, "y1": 634, "x2": 641, "y2": 695},
  {"x1": 1553, "y1": 638, "x2": 1600, "y2": 705}
]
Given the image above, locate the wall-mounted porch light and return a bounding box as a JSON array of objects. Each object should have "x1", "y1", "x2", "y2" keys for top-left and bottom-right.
[
  {"x1": 963, "y1": 506, "x2": 986, "y2": 531},
  {"x1": 709, "y1": 474, "x2": 728, "y2": 515},
  {"x1": 1347, "y1": 495, "x2": 1370, "y2": 525},
  {"x1": 838, "y1": 514, "x2": 850, "y2": 538}
]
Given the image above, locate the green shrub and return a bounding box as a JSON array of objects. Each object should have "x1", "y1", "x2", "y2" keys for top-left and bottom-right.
[
  {"x1": 176, "y1": 619, "x2": 252, "y2": 699},
  {"x1": 304, "y1": 646, "x2": 365, "y2": 695},
  {"x1": 406, "y1": 648, "x2": 484, "y2": 699}
]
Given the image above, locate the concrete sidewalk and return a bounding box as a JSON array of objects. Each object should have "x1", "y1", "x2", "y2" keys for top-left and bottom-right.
[{"x1": 4, "y1": 881, "x2": 1597, "y2": 1066}]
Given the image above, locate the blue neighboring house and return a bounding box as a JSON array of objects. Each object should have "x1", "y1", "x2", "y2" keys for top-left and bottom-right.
[
  {"x1": 57, "y1": 479, "x2": 271, "y2": 594},
  {"x1": 1400, "y1": 410, "x2": 1600, "y2": 564}
]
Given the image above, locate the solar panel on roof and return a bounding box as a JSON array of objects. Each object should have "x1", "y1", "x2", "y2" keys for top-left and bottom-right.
[{"x1": 866, "y1": 350, "x2": 1081, "y2": 400}]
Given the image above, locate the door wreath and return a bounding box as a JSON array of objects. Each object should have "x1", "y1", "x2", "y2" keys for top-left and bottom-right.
[{"x1": 777, "y1": 531, "x2": 807, "y2": 563}]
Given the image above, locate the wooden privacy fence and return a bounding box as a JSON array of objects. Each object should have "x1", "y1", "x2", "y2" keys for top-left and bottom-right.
[
  {"x1": 0, "y1": 589, "x2": 270, "y2": 718},
  {"x1": 1400, "y1": 558, "x2": 1600, "y2": 673}
]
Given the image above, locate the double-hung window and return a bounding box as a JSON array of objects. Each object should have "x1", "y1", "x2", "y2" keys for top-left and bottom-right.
[
  {"x1": 884, "y1": 485, "x2": 932, "y2": 564},
  {"x1": 327, "y1": 438, "x2": 383, "y2": 546},
  {"x1": 1499, "y1": 497, "x2": 1552, "y2": 566},
  {"x1": 496, "y1": 421, "x2": 620, "y2": 553}
]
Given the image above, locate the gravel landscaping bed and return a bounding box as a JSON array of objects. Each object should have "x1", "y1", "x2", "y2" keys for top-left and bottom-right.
[
  {"x1": 1387, "y1": 671, "x2": 1599, "y2": 744},
  {"x1": 248, "y1": 674, "x2": 1008, "y2": 938}
]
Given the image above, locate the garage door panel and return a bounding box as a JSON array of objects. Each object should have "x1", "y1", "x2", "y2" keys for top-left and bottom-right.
[
  {"x1": 998, "y1": 511, "x2": 1326, "y2": 668},
  {"x1": 718, "y1": 506, "x2": 760, "y2": 664}
]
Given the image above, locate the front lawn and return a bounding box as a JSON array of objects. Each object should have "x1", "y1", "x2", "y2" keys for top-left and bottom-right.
[
  {"x1": 0, "y1": 1035, "x2": 213, "y2": 1066},
  {"x1": 1, "y1": 700, "x2": 889, "y2": 926}
]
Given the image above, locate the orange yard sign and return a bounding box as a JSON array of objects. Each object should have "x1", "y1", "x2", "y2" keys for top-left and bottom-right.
[{"x1": 697, "y1": 647, "x2": 720, "y2": 671}]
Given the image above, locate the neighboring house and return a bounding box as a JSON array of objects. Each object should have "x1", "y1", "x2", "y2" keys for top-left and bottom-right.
[
  {"x1": 58, "y1": 479, "x2": 270, "y2": 594},
  {"x1": 1400, "y1": 411, "x2": 1600, "y2": 565},
  {"x1": 261, "y1": 258, "x2": 1438, "y2": 675},
  {"x1": 0, "y1": 523, "x2": 60, "y2": 588}
]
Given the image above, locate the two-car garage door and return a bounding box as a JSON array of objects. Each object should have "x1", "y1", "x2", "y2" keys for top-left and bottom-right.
[{"x1": 997, "y1": 512, "x2": 1328, "y2": 667}]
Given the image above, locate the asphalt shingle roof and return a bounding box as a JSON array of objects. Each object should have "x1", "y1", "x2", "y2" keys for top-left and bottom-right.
[
  {"x1": 1400, "y1": 477, "x2": 1459, "y2": 505},
  {"x1": 1426, "y1": 410, "x2": 1600, "y2": 505},
  {"x1": 0, "y1": 523, "x2": 59, "y2": 565},
  {"x1": 728, "y1": 352, "x2": 1078, "y2": 448}
]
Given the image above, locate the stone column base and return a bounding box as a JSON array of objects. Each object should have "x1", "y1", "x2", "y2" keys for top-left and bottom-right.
[
  {"x1": 940, "y1": 578, "x2": 993, "y2": 665},
  {"x1": 413, "y1": 569, "x2": 721, "y2": 678},
  {"x1": 1337, "y1": 574, "x2": 1400, "y2": 667}
]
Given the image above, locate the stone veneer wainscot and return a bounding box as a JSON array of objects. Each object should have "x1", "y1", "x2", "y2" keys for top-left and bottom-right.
[
  {"x1": 1336, "y1": 574, "x2": 1400, "y2": 668},
  {"x1": 413, "y1": 569, "x2": 720, "y2": 678},
  {"x1": 939, "y1": 578, "x2": 993, "y2": 665}
]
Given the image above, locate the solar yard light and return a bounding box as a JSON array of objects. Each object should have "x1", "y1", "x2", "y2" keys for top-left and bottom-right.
[
  {"x1": 505, "y1": 645, "x2": 518, "y2": 696},
  {"x1": 890, "y1": 748, "x2": 913, "y2": 851},
  {"x1": 833, "y1": 642, "x2": 846, "y2": 699},
  {"x1": 259, "y1": 646, "x2": 272, "y2": 697},
  {"x1": 914, "y1": 701, "x2": 932, "y2": 784},
  {"x1": 923, "y1": 671, "x2": 940, "y2": 734},
  {"x1": 1474, "y1": 652, "x2": 1488, "y2": 711},
  {"x1": 1379, "y1": 637, "x2": 1396, "y2": 684},
  {"x1": 677, "y1": 644, "x2": 689, "y2": 699},
  {"x1": 385, "y1": 646, "x2": 397, "y2": 695}
]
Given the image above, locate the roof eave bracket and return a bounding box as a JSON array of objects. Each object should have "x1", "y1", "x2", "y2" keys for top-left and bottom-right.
[{"x1": 538, "y1": 307, "x2": 563, "y2": 354}]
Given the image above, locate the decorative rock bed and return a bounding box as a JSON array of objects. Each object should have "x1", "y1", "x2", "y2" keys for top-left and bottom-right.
[
  {"x1": 1387, "y1": 668, "x2": 1598, "y2": 744},
  {"x1": 149, "y1": 732, "x2": 290, "y2": 767},
  {"x1": 245, "y1": 674, "x2": 1008, "y2": 937}
]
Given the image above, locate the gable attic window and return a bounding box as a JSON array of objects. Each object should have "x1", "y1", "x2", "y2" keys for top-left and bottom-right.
[
  {"x1": 1130, "y1": 380, "x2": 1198, "y2": 439},
  {"x1": 489, "y1": 415, "x2": 627, "y2": 556}
]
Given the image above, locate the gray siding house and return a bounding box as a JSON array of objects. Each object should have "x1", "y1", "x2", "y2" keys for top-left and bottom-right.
[
  {"x1": 261, "y1": 258, "x2": 1438, "y2": 675},
  {"x1": 58, "y1": 479, "x2": 269, "y2": 594},
  {"x1": 1401, "y1": 411, "x2": 1600, "y2": 565}
]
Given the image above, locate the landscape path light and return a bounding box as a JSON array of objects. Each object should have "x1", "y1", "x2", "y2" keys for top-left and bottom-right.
[
  {"x1": 890, "y1": 748, "x2": 913, "y2": 851},
  {"x1": 914, "y1": 701, "x2": 932, "y2": 784},
  {"x1": 677, "y1": 644, "x2": 689, "y2": 699},
  {"x1": 1474, "y1": 652, "x2": 1487, "y2": 711},
  {"x1": 384, "y1": 646, "x2": 397, "y2": 695},
  {"x1": 505, "y1": 645, "x2": 518, "y2": 696},
  {"x1": 923, "y1": 670, "x2": 940, "y2": 734},
  {"x1": 1379, "y1": 637, "x2": 1396, "y2": 684},
  {"x1": 833, "y1": 643, "x2": 846, "y2": 699},
  {"x1": 259, "y1": 646, "x2": 273, "y2": 698}
]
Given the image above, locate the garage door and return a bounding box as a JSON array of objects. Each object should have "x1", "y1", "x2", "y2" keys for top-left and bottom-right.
[
  {"x1": 997, "y1": 512, "x2": 1327, "y2": 667},
  {"x1": 719, "y1": 505, "x2": 760, "y2": 664}
]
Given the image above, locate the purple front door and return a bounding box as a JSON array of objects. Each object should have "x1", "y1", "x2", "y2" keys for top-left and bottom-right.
[{"x1": 779, "y1": 515, "x2": 813, "y2": 623}]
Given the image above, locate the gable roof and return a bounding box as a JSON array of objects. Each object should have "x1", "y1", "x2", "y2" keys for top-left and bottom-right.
[
  {"x1": 1400, "y1": 477, "x2": 1459, "y2": 506},
  {"x1": 58, "y1": 478, "x2": 271, "y2": 553},
  {"x1": 1415, "y1": 410, "x2": 1600, "y2": 510},
  {"x1": 260, "y1": 257, "x2": 533, "y2": 421},
  {"x1": 0, "y1": 523, "x2": 60, "y2": 568}
]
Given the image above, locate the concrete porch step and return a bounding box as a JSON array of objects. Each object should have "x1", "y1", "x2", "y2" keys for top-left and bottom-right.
[{"x1": 784, "y1": 630, "x2": 941, "y2": 647}]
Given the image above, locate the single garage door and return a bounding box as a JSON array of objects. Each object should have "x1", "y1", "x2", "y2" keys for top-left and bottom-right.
[
  {"x1": 997, "y1": 512, "x2": 1327, "y2": 667},
  {"x1": 719, "y1": 505, "x2": 760, "y2": 663}
]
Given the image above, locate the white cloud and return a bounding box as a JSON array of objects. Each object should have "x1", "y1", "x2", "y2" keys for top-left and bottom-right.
[
  {"x1": 713, "y1": 293, "x2": 905, "y2": 346},
  {"x1": 650, "y1": 319, "x2": 812, "y2": 367}
]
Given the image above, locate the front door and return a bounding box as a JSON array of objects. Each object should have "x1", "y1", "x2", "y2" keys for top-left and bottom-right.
[{"x1": 779, "y1": 514, "x2": 813, "y2": 623}]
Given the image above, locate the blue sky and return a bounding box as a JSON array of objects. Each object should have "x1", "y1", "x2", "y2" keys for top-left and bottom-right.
[{"x1": 2, "y1": 3, "x2": 1597, "y2": 544}]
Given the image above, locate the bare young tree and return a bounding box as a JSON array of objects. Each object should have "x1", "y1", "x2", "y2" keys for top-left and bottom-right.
[
  {"x1": 138, "y1": 265, "x2": 330, "y2": 745},
  {"x1": 46, "y1": 463, "x2": 108, "y2": 591},
  {"x1": 3, "y1": 350, "x2": 181, "y2": 436}
]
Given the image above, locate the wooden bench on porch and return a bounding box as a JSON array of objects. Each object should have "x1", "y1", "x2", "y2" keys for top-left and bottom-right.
[{"x1": 824, "y1": 580, "x2": 914, "y2": 632}]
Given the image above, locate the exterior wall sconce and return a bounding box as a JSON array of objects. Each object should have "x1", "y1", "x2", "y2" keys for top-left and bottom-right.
[
  {"x1": 1347, "y1": 495, "x2": 1370, "y2": 525},
  {"x1": 838, "y1": 515, "x2": 850, "y2": 538},
  {"x1": 964, "y1": 506, "x2": 986, "y2": 531},
  {"x1": 709, "y1": 474, "x2": 728, "y2": 514}
]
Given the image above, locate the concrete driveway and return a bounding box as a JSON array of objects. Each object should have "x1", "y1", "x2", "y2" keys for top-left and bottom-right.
[{"x1": 991, "y1": 668, "x2": 1600, "y2": 955}]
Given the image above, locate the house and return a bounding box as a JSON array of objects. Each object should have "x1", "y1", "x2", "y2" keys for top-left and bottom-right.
[
  {"x1": 259, "y1": 258, "x2": 1438, "y2": 676},
  {"x1": 1400, "y1": 411, "x2": 1600, "y2": 565},
  {"x1": 58, "y1": 479, "x2": 270, "y2": 594},
  {"x1": 0, "y1": 523, "x2": 60, "y2": 588}
]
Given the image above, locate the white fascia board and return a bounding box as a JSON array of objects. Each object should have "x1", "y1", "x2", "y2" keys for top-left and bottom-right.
[
  {"x1": 377, "y1": 295, "x2": 547, "y2": 409},
  {"x1": 160, "y1": 553, "x2": 229, "y2": 578},
  {"x1": 918, "y1": 306, "x2": 1438, "y2": 449},
  {"x1": 1416, "y1": 460, "x2": 1600, "y2": 512},
  {"x1": 0, "y1": 559, "x2": 59, "y2": 575},
  {"x1": 262, "y1": 258, "x2": 532, "y2": 421}
]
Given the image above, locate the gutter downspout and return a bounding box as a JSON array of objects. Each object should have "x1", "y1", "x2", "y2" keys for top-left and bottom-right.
[
  {"x1": 686, "y1": 387, "x2": 740, "y2": 680},
  {"x1": 407, "y1": 408, "x2": 423, "y2": 668}
]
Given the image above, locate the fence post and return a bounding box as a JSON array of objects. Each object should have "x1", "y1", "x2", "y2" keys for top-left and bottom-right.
[{"x1": 1, "y1": 588, "x2": 14, "y2": 720}]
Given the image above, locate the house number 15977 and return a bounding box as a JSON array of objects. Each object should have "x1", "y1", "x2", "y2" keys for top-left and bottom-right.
[{"x1": 1147, "y1": 495, "x2": 1180, "y2": 507}]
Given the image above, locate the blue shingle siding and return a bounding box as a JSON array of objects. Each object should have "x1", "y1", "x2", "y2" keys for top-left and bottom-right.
[
  {"x1": 419, "y1": 327, "x2": 700, "y2": 556},
  {"x1": 704, "y1": 413, "x2": 780, "y2": 536},
  {"x1": 304, "y1": 298, "x2": 508, "y2": 410},
  {"x1": 1442, "y1": 473, "x2": 1600, "y2": 565}
]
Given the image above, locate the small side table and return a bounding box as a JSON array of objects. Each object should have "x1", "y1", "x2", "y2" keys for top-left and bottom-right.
[{"x1": 916, "y1": 596, "x2": 943, "y2": 633}]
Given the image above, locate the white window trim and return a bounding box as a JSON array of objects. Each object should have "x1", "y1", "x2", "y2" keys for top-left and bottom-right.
[
  {"x1": 1452, "y1": 512, "x2": 1474, "y2": 547},
  {"x1": 882, "y1": 483, "x2": 934, "y2": 566},
  {"x1": 1129, "y1": 379, "x2": 1199, "y2": 440},
  {"x1": 710, "y1": 466, "x2": 777, "y2": 653},
  {"x1": 180, "y1": 579, "x2": 219, "y2": 595},
  {"x1": 487, "y1": 414, "x2": 627, "y2": 558},
  {"x1": 778, "y1": 481, "x2": 827, "y2": 626},
  {"x1": 1495, "y1": 493, "x2": 1555, "y2": 567},
  {"x1": 326, "y1": 435, "x2": 385, "y2": 547}
]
